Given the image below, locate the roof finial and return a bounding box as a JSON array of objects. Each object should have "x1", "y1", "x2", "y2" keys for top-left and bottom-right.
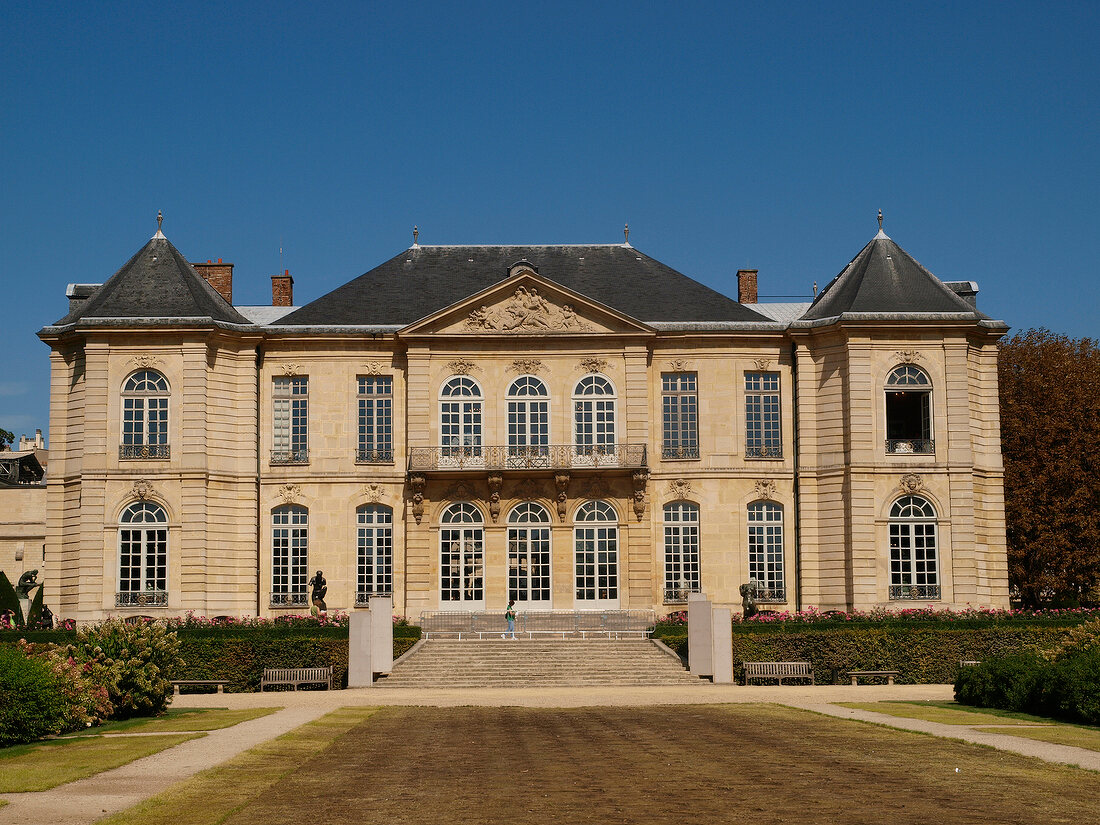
[
  {"x1": 412, "y1": 225, "x2": 419, "y2": 247},
  {"x1": 153, "y1": 210, "x2": 166, "y2": 239},
  {"x1": 624, "y1": 223, "x2": 630, "y2": 245},
  {"x1": 877, "y1": 209, "x2": 883, "y2": 231}
]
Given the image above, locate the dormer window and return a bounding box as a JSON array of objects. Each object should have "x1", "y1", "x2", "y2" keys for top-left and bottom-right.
[{"x1": 885, "y1": 365, "x2": 933, "y2": 454}]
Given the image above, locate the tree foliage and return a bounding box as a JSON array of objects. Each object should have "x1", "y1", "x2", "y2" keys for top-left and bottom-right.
[
  {"x1": 1000, "y1": 329, "x2": 1100, "y2": 606},
  {"x1": 0, "y1": 427, "x2": 13, "y2": 449}
]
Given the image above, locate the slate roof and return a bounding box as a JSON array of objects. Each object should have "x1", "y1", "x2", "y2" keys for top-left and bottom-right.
[
  {"x1": 277, "y1": 245, "x2": 771, "y2": 326},
  {"x1": 802, "y1": 229, "x2": 985, "y2": 321},
  {"x1": 51, "y1": 231, "x2": 248, "y2": 326}
]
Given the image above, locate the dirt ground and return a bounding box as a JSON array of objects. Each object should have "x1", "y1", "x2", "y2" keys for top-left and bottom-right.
[{"x1": 220, "y1": 705, "x2": 1100, "y2": 825}]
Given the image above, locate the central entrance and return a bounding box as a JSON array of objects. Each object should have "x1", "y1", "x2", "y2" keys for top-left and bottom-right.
[
  {"x1": 507, "y1": 502, "x2": 552, "y2": 608},
  {"x1": 574, "y1": 499, "x2": 620, "y2": 609},
  {"x1": 440, "y1": 502, "x2": 485, "y2": 609}
]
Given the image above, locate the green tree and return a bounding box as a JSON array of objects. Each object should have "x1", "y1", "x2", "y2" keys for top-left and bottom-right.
[
  {"x1": 0, "y1": 427, "x2": 13, "y2": 449},
  {"x1": 999, "y1": 329, "x2": 1100, "y2": 606}
]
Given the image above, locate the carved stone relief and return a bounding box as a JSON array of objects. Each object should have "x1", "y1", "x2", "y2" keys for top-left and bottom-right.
[
  {"x1": 487, "y1": 473, "x2": 504, "y2": 523},
  {"x1": 465, "y1": 287, "x2": 592, "y2": 333},
  {"x1": 899, "y1": 473, "x2": 924, "y2": 494},
  {"x1": 511, "y1": 478, "x2": 549, "y2": 501},
  {"x1": 362, "y1": 362, "x2": 386, "y2": 376},
  {"x1": 408, "y1": 474, "x2": 427, "y2": 524},
  {"x1": 582, "y1": 477, "x2": 610, "y2": 500},
  {"x1": 665, "y1": 479, "x2": 694, "y2": 500},
  {"x1": 279, "y1": 363, "x2": 302, "y2": 376},
  {"x1": 554, "y1": 472, "x2": 571, "y2": 522},
  {"x1": 577, "y1": 357, "x2": 610, "y2": 374},
  {"x1": 129, "y1": 355, "x2": 162, "y2": 369},
  {"x1": 442, "y1": 481, "x2": 476, "y2": 501},
  {"x1": 632, "y1": 469, "x2": 650, "y2": 520},
  {"x1": 362, "y1": 483, "x2": 385, "y2": 503},
  {"x1": 896, "y1": 350, "x2": 922, "y2": 364},
  {"x1": 666, "y1": 359, "x2": 692, "y2": 372},
  {"x1": 507, "y1": 359, "x2": 544, "y2": 375},
  {"x1": 278, "y1": 484, "x2": 302, "y2": 504},
  {"x1": 753, "y1": 358, "x2": 771, "y2": 372},
  {"x1": 754, "y1": 479, "x2": 777, "y2": 500},
  {"x1": 131, "y1": 479, "x2": 156, "y2": 500},
  {"x1": 445, "y1": 359, "x2": 481, "y2": 376}
]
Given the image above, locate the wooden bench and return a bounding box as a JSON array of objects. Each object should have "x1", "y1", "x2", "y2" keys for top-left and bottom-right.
[
  {"x1": 743, "y1": 661, "x2": 814, "y2": 685},
  {"x1": 846, "y1": 670, "x2": 900, "y2": 685},
  {"x1": 260, "y1": 666, "x2": 333, "y2": 691},
  {"x1": 171, "y1": 679, "x2": 229, "y2": 695}
]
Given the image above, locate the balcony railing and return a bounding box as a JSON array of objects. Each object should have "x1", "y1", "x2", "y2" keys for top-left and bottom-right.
[
  {"x1": 755, "y1": 587, "x2": 787, "y2": 603},
  {"x1": 663, "y1": 586, "x2": 701, "y2": 604},
  {"x1": 115, "y1": 591, "x2": 168, "y2": 607},
  {"x1": 746, "y1": 444, "x2": 783, "y2": 459},
  {"x1": 354, "y1": 590, "x2": 394, "y2": 607},
  {"x1": 356, "y1": 447, "x2": 394, "y2": 464},
  {"x1": 886, "y1": 439, "x2": 935, "y2": 454},
  {"x1": 271, "y1": 448, "x2": 309, "y2": 465},
  {"x1": 889, "y1": 584, "x2": 941, "y2": 600},
  {"x1": 119, "y1": 444, "x2": 170, "y2": 459},
  {"x1": 408, "y1": 443, "x2": 648, "y2": 472},
  {"x1": 661, "y1": 445, "x2": 700, "y2": 460},
  {"x1": 270, "y1": 592, "x2": 310, "y2": 608}
]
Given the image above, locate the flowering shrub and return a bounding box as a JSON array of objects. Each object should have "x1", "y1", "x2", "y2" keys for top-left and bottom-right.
[
  {"x1": 164, "y1": 611, "x2": 350, "y2": 630},
  {"x1": 1042, "y1": 617, "x2": 1100, "y2": 661},
  {"x1": 729, "y1": 605, "x2": 1100, "y2": 626},
  {"x1": 19, "y1": 639, "x2": 113, "y2": 730}
]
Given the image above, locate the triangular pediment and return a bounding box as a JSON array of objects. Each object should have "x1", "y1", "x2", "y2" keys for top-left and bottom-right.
[{"x1": 400, "y1": 269, "x2": 655, "y2": 337}]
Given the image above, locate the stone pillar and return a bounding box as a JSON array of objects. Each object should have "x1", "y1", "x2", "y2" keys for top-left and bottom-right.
[
  {"x1": 348, "y1": 610, "x2": 373, "y2": 688},
  {"x1": 369, "y1": 595, "x2": 393, "y2": 674},
  {"x1": 687, "y1": 592, "x2": 712, "y2": 678},
  {"x1": 710, "y1": 607, "x2": 733, "y2": 684}
]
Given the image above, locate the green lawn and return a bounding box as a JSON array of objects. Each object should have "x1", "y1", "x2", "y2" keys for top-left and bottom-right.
[{"x1": 61, "y1": 707, "x2": 278, "y2": 736}]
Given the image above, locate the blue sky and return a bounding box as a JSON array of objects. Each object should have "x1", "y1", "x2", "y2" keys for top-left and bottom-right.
[{"x1": 2, "y1": 1, "x2": 1097, "y2": 441}]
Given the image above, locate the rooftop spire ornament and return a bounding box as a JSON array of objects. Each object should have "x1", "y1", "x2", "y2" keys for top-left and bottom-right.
[
  {"x1": 413, "y1": 225, "x2": 419, "y2": 246},
  {"x1": 157, "y1": 210, "x2": 163, "y2": 231},
  {"x1": 878, "y1": 209, "x2": 883, "y2": 231},
  {"x1": 624, "y1": 223, "x2": 630, "y2": 244}
]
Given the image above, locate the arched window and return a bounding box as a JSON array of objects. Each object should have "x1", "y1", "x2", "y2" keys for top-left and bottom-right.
[
  {"x1": 120, "y1": 370, "x2": 170, "y2": 459},
  {"x1": 508, "y1": 502, "x2": 552, "y2": 606},
  {"x1": 663, "y1": 502, "x2": 700, "y2": 603},
  {"x1": 574, "y1": 500, "x2": 619, "y2": 607},
  {"x1": 440, "y1": 503, "x2": 484, "y2": 607},
  {"x1": 440, "y1": 376, "x2": 483, "y2": 465},
  {"x1": 356, "y1": 505, "x2": 393, "y2": 604},
  {"x1": 885, "y1": 365, "x2": 933, "y2": 454},
  {"x1": 507, "y1": 376, "x2": 550, "y2": 467},
  {"x1": 889, "y1": 496, "x2": 940, "y2": 600},
  {"x1": 117, "y1": 501, "x2": 168, "y2": 606},
  {"x1": 272, "y1": 505, "x2": 308, "y2": 607},
  {"x1": 747, "y1": 502, "x2": 785, "y2": 601},
  {"x1": 573, "y1": 374, "x2": 616, "y2": 464}
]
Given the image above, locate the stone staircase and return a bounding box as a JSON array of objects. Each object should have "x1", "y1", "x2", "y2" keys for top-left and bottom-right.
[{"x1": 375, "y1": 638, "x2": 700, "y2": 688}]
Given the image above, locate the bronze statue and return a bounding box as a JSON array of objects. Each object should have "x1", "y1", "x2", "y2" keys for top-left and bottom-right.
[
  {"x1": 739, "y1": 579, "x2": 760, "y2": 619},
  {"x1": 307, "y1": 570, "x2": 327, "y2": 613},
  {"x1": 16, "y1": 569, "x2": 39, "y2": 599}
]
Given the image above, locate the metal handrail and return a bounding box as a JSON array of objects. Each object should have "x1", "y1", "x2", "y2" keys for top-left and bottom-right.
[
  {"x1": 889, "y1": 584, "x2": 941, "y2": 600},
  {"x1": 408, "y1": 444, "x2": 647, "y2": 472},
  {"x1": 119, "y1": 444, "x2": 170, "y2": 459},
  {"x1": 885, "y1": 439, "x2": 935, "y2": 454},
  {"x1": 418, "y1": 609, "x2": 657, "y2": 639}
]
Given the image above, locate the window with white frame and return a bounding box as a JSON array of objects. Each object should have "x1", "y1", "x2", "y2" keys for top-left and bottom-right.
[
  {"x1": 747, "y1": 501, "x2": 785, "y2": 601},
  {"x1": 273, "y1": 376, "x2": 308, "y2": 463},
  {"x1": 440, "y1": 502, "x2": 484, "y2": 606},
  {"x1": 573, "y1": 375, "x2": 616, "y2": 461},
  {"x1": 574, "y1": 500, "x2": 619, "y2": 607},
  {"x1": 663, "y1": 501, "x2": 700, "y2": 602},
  {"x1": 272, "y1": 505, "x2": 308, "y2": 606},
  {"x1": 357, "y1": 376, "x2": 393, "y2": 462},
  {"x1": 889, "y1": 495, "x2": 940, "y2": 600},
  {"x1": 745, "y1": 372, "x2": 781, "y2": 458},
  {"x1": 885, "y1": 365, "x2": 933, "y2": 454},
  {"x1": 120, "y1": 370, "x2": 170, "y2": 459},
  {"x1": 507, "y1": 376, "x2": 550, "y2": 467},
  {"x1": 117, "y1": 501, "x2": 168, "y2": 606},
  {"x1": 508, "y1": 502, "x2": 552, "y2": 606},
  {"x1": 440, "y1": 376, "x2": 482, "y2": 463},
  {"x1": 356, "y1": 505, "x2": 393, "y2": 604},
  {"x1": 662, "y1": 373, "x2": 699, "y2": 460}
]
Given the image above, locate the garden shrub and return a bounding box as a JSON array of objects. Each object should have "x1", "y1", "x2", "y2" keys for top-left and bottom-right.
[
  {"x1": 954, "y1": 651, "x2": 1050, "y2": 711},
  {"x1": 0, "y1": 644, "x2": 74, "y2": 746},
  {"x1": 1041, "y1": 647, "x2": 1100, "y2": 725}
]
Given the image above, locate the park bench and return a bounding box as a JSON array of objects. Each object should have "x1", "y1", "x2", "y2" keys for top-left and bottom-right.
[
  {"x1": 743, "y1": 661, "x2": 814, "y2": 685},
  {"x1": 171, "y1": 679, "x2": 229, "y2": 695},
  {"x1": 845, "y1": 670, "x2": 900, "y2": 685},
  {"x1": 259, "y1": 666, "x2": 333, "y2": 691}
]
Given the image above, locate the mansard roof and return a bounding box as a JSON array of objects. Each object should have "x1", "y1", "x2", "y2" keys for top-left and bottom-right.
[
  {"x1": 277, "y1": 244, "x2": 771, "y2": 326},
  {"x1": 802, "y1": 228, "x2": 986, "y2": 321},
  {"x1": 51, "y1": 231, "x2": 248, "y2": 327}
]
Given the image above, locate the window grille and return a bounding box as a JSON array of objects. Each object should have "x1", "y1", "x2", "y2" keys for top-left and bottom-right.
[
  {"x1": 745, "y1": 372, "x2": 782, "y2": 458},
  {"x1": 120, "y1": 370, "x2": 170, "y2": 459},
  {"x1": 357, "y1": 376, "x2": 393, "y2": 462},
  {"x1": 273, "y1": 376, "x2": 308, "y2": 463},
  {"x1": 662, "y1": 373, "x2": 699, "y2": 459}
]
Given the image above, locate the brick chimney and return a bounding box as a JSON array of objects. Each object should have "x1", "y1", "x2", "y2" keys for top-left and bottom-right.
[
  {"x1": 272, "y1": 270, "x2": 294, "y2": 307},
  {"x1": 192, "y1": 259, "x2": 234, "y2": 304},
  {"x1": 737, "y1": 269, "x2": 758, "y2": 304}
]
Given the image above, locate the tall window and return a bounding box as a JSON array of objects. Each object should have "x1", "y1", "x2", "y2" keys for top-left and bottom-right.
[
  {"x1": 508, "y1": 502, "x2": 552, "y2": 606},
  {"x1": 889, "y1": 496, "x2": 940, "y2": 599},
  {"x1": 440, "y1": 502, "x2": 484, "y2": 607},
  {"x1": 272, "y1": 505, "x2": 308, "y2": 606},
  {"x1": 574, "y1": 500, "x2": 619, "y2": 607},
  {"x1": 273, "y1": 376, "x2": 308, "y2": 463},
  {"x1": 885, "y1": 365, "x2": 933, "y2": 453},
  {"x1": 357, "y1": 376, "x2": 393, "y2": 462},
  {"x1": 747, "y1": 501, "x2": 785, "y2": 601},
  {"x1": 117, "y1": 501, "x2": 167, "y2": 606},
  {"x1": 662, "y1": 373, "x2": 699, "y2": 459},
  {"x1": 745, "y1": 372, "x2": 781, "y2": 458},
  {"x1": 120, "y1": 370, "x2": 170, "y2": 459},
  {"x1": 507, "y1": 376, "x2": 550, "y2": 467},
  {"x1": 440, "y1": 376, "x2": 482, "y2": 465},
  {"x1": 356, "y1": 505, "x2": 393, "y2": 604},
  {"x1": 573, "y1": 375, "x2": 616, "y2": 463},
  {"x1": 663, "y1": 502, "x2": 700, "y2": 602}
]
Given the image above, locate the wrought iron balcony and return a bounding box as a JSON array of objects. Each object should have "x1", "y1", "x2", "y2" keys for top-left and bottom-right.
[
  {"x1": 115, "y1": 591, "x2": 168, "y2": 607},
  {"x1": 119, "y1": 443, "x2": 170, "y2": 459},
  {"x1": 663, "y1": 586, "x2": 701, "y2": 604},
  {"x1": 356, "y1": 447, "x2": 394, "y2": 464},
  {"x1": 746, "y1": 444, "x2": 783, "y2": 459},
  {"x1": 661, "y1": 445, "x2": 700, "y2": 460},
  {"x1": 408, "y1": 443, "x2": 648, "y2": 472},
  {"x1": 889, "y1": 584, "x2": 941, "y2": 600},
  {"x1": 270, "y1": 592, "x2": 309, "y2": 608},
  {"x1": 354, "y1": 590, "x2": 394, "y2": 607},
  {"x1": 755, "y1": 587, "x2": 787, "y2": 603},
  {"x1": 886, "y1": 439, "x2": 935, "y2": 454},
  {"x1": 271, "y1": 448, "x2": 309, "y2": 465}
]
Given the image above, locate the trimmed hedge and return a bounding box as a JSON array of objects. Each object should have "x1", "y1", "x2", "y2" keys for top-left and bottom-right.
[{"x1": 0, "y1": 645, "x2": 75, "y2": 746}]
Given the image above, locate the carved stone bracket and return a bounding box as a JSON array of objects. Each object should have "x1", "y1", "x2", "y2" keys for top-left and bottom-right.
[
  {"x1": 554, "y1": 472, "x2": 571, "y2": 522},
  {"x1": 408, "y1": 474, "x2": 427, "y2": 524},
  {"x1": 131, "y1": 479, "x2": 156, "y2": 500},
  {"x1": 487, "y1": 473, "x2": 503, "y2": 523},
  {"x1": 445, "y1": 359, "x2": 482, "y2": 376},
  {"x1": 577, "y1": 357, "x2": 610, "y2": 374},
  {"x1": 507, "y1": 358, "x2": 544, "y2": 375},
  {"x1": 632, "y1": 469, "x2": 650, "y2": 520},
  {"x1": 754, "y1": 479, "x2": 776, "y2": 501},
  {"x1": 896, "y1": 350, "x2": 922, "y2": 364},
  {"x1": 665, "y1": 478, "x2": 694, "y2": 501},
  {"x1": 362, "y1": 483, "x2": 385, "y2": 503},
  {"x1": 899, "y1": 473, "x2": 924, "y2": 494}
]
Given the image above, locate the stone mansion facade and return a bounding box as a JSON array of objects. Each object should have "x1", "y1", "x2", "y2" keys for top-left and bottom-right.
[{"x1": 37, "y1": 218, "x2": 1011, "y2": 622}]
